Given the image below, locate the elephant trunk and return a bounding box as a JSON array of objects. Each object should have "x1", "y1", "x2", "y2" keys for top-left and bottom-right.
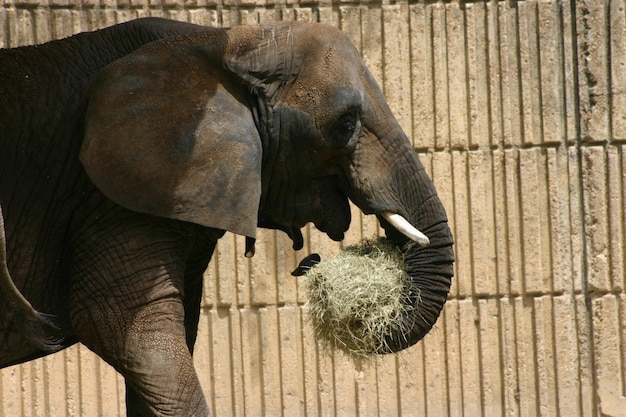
[
  {"x1": 377, "y1": 210, "x2": 454, "y2": 352},
  {"x1": 347, "y1": 133, "x2": 454, "y2": 353}
]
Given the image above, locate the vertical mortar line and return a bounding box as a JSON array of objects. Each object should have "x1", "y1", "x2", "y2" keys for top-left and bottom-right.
[
  {"x1": 207, "y1": 308, "x2": 217, "y2": 417},
  {"x1": 300, "y1": 304, "x2": 307, "y2": 417},
  {"x1": 256, "y1": 306, "x2": 268, "y2": 417},
  {"x1": 532, "y1": 7, "x2": 543, "y2": 414},
  {"x1": 569, "y1": 1, "x2": 597, "y2": 414},
  {"x1": 481, "y1": 0, "x2": 510, "y2": 415},
  {"x1": 474, "y1": 2, "x2": 488, "y2": 416},
  {"x1": 446, "y1": 2, "x2": 468, "y2": 412},
  {"x1": 236, "y1": 306, "x2": 247, "y2": 417},
  {"x1": 228, "y1": 310, "x2": 238, "y2": 417},
  {"x1": 275, "y1": 304, "x2": 285, "y2": 417},
  {"x1": 96, "y1": 355, "x2": 103, "y2": 417},
  {"x1": 506, "y1": 1, "x2": 525, "y2": 411},
  {"x1": 551, "y1": 2, "x2": 571, "y2": 414}
]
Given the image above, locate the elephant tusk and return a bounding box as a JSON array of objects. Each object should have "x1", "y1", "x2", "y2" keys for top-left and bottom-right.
[{"x1": 381, "y1": 211, "x2": 430, "y2": 247}]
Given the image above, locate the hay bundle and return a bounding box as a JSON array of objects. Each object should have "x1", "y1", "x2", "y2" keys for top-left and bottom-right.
[{"x1": 305, "y1": 238, "x2": 413, "y2": 358}]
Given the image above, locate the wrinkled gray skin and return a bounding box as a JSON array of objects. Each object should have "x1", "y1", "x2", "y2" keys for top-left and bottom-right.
[{"x1": 0, "y1": 18, "x2": 454, "y2": 416}]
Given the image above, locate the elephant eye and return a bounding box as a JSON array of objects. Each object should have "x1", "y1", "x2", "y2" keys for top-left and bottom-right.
[{"x1": 330, "y1": 113, "x2": 359, "y2": 148}]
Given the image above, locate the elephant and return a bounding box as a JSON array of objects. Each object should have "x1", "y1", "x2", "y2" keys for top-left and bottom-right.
[{"x1": 0, "y1": 17, "x2": 454, "y2": 416}]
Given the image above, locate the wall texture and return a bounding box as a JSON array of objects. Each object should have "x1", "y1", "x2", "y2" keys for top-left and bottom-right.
[{"x1": 1, "y1": 0, "x2": 625, "y2": 416}]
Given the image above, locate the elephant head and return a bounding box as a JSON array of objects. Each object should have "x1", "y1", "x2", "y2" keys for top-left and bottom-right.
[{"x1": 80, "y1": 22, "x2": 454, "y2": 352}]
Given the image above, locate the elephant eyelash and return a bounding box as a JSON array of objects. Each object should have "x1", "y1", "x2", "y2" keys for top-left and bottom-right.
[{"x1": 329, "y1": 112, "x2": 360, "y2": 148}]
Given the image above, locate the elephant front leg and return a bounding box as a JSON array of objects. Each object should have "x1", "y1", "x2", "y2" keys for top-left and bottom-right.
[{"x1": 68, "y1": 213, "x2": 212, "y2": 417}]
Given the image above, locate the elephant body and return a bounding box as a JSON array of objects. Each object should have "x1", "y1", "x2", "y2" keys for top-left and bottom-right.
[{"x1": 0, "y1": 18, "x2": 453, "y2": 416}]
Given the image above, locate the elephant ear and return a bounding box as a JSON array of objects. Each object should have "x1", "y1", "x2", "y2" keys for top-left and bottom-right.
[
  {"x1": 80, "y1": 35, "x2": 264, "y2": 238},
  {"x1": 219, "y1": 24, "x2": 303, "y2": 102}
]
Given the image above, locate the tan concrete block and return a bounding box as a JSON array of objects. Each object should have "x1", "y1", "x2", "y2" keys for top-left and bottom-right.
[
  {"x1": 485, "y1": 1, "x2": 503, "y2": 148},
  {"x1": 339, "y1": 5, "x2": 361, "y2": 52},
  {"x1": 504, "y1": 149, "x2": 524, "y2": 295},
  {"x1": 114, "y1": 9, "x2": 140, "y2": 25},
  {"x1": 465, "y1": 2, "x2": 491, "y2": 148},
  {"x1": 518, "y1": 1, "x2": 543, "y2": 146},
  {"x1": 561, "y1": 0, "x2": 580, "y2": 145},
  {"x1": 423, "y1": 310, "x2": 450, "y2": 416},
  {"x1": 0, "y1": 9, "x2": 7, "y2": 48},
  {"x1": 315, "y1": 339, "x2": 336, "y2": 416},
  {"x1": 441, "y1": 299, "x2": 462, "y2": 417},
  {"x1": 250, "y1": 229, "x2": 278, "y2": 306},
  {"x1": 519, "y1": 147, "x2": 553, "y2": 294},
  {"x1": 397, "y1": 342, "x2": 427, "y2": 417},
  {"x1": 238, "y1": 9, "x2": 259, "y2": 25},
  {"x1": 234, "y1": 235, "x2": 254, "y2": 306},
  {"x1": 354, "y1": 356, "x2": 378, "y2": 417},
  {"x1": 499, "y1": 2, "x2": 524, "y2": 147},
  {"x1": 259, "y1": 306, "x2": 282, "y2": 416},
  {"x1": 361, "y1": 8, "x2": 380, "y2": 84},
  {"x1": 513, "y1": 296, "x2": 539, "y2": 417},
  {"x1": 409, "y1": 4, "x2": 435, "y2": 150},
  {"x1": 31, "y1": 9, "x2": 52, "y2": 44},
  {"x1": 446, "y1": 3, "x2": 470, "y2": 150},
  {"x1": 317, "y1": 5, "x2": 338, "y2": 27},
  {"x1": 499, "y1": 297, "x2": 521, "y2": 417},
  {"x1": 209, "y1": 308, "x2": 235, "y2": 416},
  {"x1": 610, "y1": 0, "x2": 626, "y2": 140},
  {"x1": 582, "y1": 146, "x2": 612, "y2": 292},
  {"x1": 215, "y1": 232, "x2": 239, "y2": 306},
  {"x1": 238, "y1": 307, "x2": 264, "y2": 416},
  {"x1": 575, "y1": 294, "x2": 596, "y2": 417},
  {"x1": 382, "y1": 4, "x2": 412, "y2": 139},
  {"x1": 576, "y1": 1, "x2": 610, "y2": 142},
  {"x1": 458, "y1": 298, "x2": 481, "y2": 416},
  {"x1": 42, "y1": 353, "x2": 68, "y2": 417},
  {"x1": 50, "y1": 9, "x2": 76, "y2": 40},
  {"x1": 278, "y1": 306, "x2": 306, "y2": 416},
  {"x1": 374, "y1": 354, "x2": 399, "y2": 416},
  {"x1": 229, "y1": 309, "x2": 246, "y2": 417},
  {"x1": 81, "y1": 9, "x2": 117, "y2": 32},
  {"x1": 161, "y1": 9, "x2": 189, "y2": 23},
  {"x1": 538, "y1": 0, "x2": 567, "y2": 145},
  {"x1": 553, "y1": 295, "x2": 584, "y2": 417},
  {"x1": 77, "y1": 346, "x2": 105, "y2": 416},
  {"x1": 592, "y1": 294, "x2": 626, "y2": 416},
  {"x1": 188, "y1": 8, "x2": 220, "y2": 26},
  {"x1": 567, "y1": 147, "x2": 586, "y2": 294},
  {"x1": 431, "y1": 3, "x2": 451, "y2": 150},
  {"x1": 13, "y1": 0, "x2": 42, "y2": 7},
  {"x1": 492, "y1": 151, "x2": 514, "y2": 296},
  {"x1": 479, "y1": 298, "x2": 504, "y2": 416},
  {"x1": 546, "y1": 146, "x2": 578, "y2": 293},
  {"x1": 299, "y1": 305, "x2": 320, "y2": 417},
  {"x1": 607, "y1": 145, "x2": 625, "y2": 291},
  {"x1": 99, "y1": 357, "x2": 125, "y2": 416},
  {"x1": 64, "y1": 345, "x2": 83, "y2": 417},
  {"x1": 451, "y1": 150, "x2": 473, "y2": 297},
  {"x1": 12, "y1": 9, "x2": 36, "y2": 47},
  {"x1": 469, "y1": 150, "x2": 498, "y2": 296},
  {"x1": 1, "y1": 365, "x2": 22, "y2": 416},
  {"x1": 533, "y1": 296, "x2": 558, "y2": 417},
  {"x1": 333, "y1": 353, "x2": 358, "y2": 416},
  {"x1": 71, "y1": 10, "x2": 96, "y2": 33}
]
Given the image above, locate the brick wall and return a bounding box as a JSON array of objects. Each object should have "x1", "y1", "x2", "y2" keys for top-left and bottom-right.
[{"x1": 1, "y1": 1, "x2": 625, "y2": 416}]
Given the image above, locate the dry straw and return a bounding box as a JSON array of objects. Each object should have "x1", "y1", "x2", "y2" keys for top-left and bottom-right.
[{"x1": 305, "y1": 238, "x2": 413, "y2": 359}]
